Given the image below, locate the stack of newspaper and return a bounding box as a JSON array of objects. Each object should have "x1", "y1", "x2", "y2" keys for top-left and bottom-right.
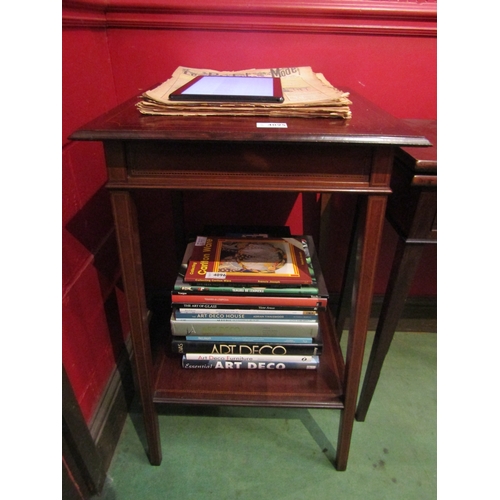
[{"x1": 137, "y1": 66, "x2": 352, "y2": 119}]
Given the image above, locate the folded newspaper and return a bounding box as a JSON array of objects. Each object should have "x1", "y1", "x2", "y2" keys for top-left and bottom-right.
[{"x1": 137, "y1": 66, "x2": 352, "y2": 119}]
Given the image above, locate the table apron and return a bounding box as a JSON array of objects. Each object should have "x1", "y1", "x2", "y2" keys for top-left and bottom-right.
[{"x1": 106, "y1": 177, "x2": 391, "y2": 193}]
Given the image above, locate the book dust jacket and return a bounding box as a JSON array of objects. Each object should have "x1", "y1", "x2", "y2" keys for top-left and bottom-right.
[{"x1": 185, "y1": 237, "x2": 313, "y2": 285}]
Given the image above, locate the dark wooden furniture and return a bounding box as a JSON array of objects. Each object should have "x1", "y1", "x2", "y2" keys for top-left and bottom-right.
[
  {"x1": 63, "y1": 366, "x2": 106, "y2": 498},
  {"x1": 355, "y1": 119, "x2": 437, "y2": 421},
  {"x1": 70, "y1": 93, "x2": 430, "y2": 471}
]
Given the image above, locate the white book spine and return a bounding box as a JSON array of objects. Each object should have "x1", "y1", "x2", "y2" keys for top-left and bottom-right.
[
  {"x1": 170, "y1": 313, "x2": 319, "y2": 337},
  {"x1": 184, "y1": 353, "x2": 315, "y2": 362}
]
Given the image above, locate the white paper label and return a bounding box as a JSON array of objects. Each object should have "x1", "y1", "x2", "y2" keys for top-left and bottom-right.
[
  {"x1": 195, "y1": 236, "x2": 207, "y2": 246},
  {"x1": 206, "y1": 272, "x2": 226, "y2": 280},
  {"x1": 256, "y1": 123, "x2": 288, "y2": 128}
]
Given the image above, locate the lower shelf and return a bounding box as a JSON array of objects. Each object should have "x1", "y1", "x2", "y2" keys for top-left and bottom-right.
[{"x1": 153, "y1": 309, "x2": 345, "y2": 409}]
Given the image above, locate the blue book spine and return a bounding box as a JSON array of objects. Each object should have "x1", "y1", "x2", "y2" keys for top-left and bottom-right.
[{"x1": 185, "y1": 335, "x2": 314, "y2": 344}]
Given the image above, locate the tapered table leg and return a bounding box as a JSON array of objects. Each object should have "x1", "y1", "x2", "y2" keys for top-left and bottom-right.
[
  {"x1": 355, "y1": 238, "x2": 425, "y2": 422},
  {"x1": 110, "y1": 190, "x2": 162, "y2": 465},
  {"x1": 334, "y1": 197, "x2": 361, "y2": 342},
  {"x1": 335, "y1": 194, "x2": 387, "y2": 471}
]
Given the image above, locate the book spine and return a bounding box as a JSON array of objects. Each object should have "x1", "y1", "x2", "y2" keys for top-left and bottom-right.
[
  {"x1": 185, "y1": 336, "x2": 314, "y2": 343},
  {"x1": 171, "y1": 293, "x2": 327, "y2": 309},
  {"x1": 181, "y1": 356, "x2": 319, "y2": 370},
  {"x1": 174, "y1": 310, "x2": 318, "y2": 321},
  {"x1": 170, "y1": 316, "x2": 319, "y2": 337},
  {"x1": 171, "y1": 302, "x2": 320, "y2": 312},
  {"x1": 184, "y1": 353, "x2": 316, "y2": 362},
  {"x1": 178, "y1": 307, "x2": 318, "y2": 316},
  {"x1": 174, "y1": 282, "x2": 320, "y2": 295},
  {"x1": 171, "y1": 338, "x2": 322, "y2": 355},
  {"x1": 183, "y1": 277, "x2": 313, "y2": 286}
]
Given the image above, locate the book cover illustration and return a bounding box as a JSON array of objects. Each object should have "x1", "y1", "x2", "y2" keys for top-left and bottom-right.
[{"x1": 185, "y1": 236, "x2": 313, "y2": 285}]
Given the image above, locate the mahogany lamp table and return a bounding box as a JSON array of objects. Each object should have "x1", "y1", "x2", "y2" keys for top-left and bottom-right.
[
  {"x1": 70, "y1": 93, "x2": 430, "y2": 471},
  {"x1": 355, "y1": 119, "x2": 437, "y2": 421}
]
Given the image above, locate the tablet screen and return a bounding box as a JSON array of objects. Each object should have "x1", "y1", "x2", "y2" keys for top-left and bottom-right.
[{"x1": 169, "y1": 75, "x2": 284, "y2": 103}]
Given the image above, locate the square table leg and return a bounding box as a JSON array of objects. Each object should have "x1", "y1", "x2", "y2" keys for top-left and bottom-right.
[
  {"x1": 335, "y1": 194, "x2": 387, "y2": 470},
  {"x1": 110, "y1": 190, "x2": 162, "y2": 465}
]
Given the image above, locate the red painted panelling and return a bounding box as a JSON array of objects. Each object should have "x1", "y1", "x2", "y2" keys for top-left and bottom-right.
[
  {"x1": 62, "y1": 28, "x2": 117, "y2": 145},
  {"x1": 62, "y1": 142, "x2": 112, "y2": 289},
  {"x1": 67, "y1": 142, "x2": 108, "y2": 208},
  {"x1": 63, "y1": 264, "x2": 120, "y2": 421},
  {"x1": 65, "y1": 0, "x2": 437, "y2": 37},
  {"x1": 105, "y1": 29, "x2": 436, "y2": 119},
  {"x1": 63, "y1": 25, "x2": 124, "y2": 419}
]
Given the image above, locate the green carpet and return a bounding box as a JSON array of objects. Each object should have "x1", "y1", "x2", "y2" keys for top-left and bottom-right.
[{"x1": 96, "y1": 331, "x2": 436, "y2": 499}]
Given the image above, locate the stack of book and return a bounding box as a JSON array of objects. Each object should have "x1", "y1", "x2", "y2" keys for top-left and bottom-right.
[{"x1": 170, "y1": 235, "x2": 328, "y2": 370}]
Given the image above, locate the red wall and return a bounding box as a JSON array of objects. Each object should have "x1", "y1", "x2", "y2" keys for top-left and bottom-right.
[{"x1": 62, "y1": 0, "x2": 437, "y2": 421}]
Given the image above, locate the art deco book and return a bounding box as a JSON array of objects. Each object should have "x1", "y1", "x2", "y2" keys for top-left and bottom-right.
[
  {"x1": 171, "y1": 332, "x2": 323, "y2": 355},
  {"x1": 185, "y1": 236, "x2": 313, "y2": 286},
  {"x1": 181, "y1": 356, "x2": 319, "y2": 370}
]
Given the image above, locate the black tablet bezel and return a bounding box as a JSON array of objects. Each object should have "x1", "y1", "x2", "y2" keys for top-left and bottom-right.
[{"x1": 169, "y1": 75, "x2": 284, "y2": 103}]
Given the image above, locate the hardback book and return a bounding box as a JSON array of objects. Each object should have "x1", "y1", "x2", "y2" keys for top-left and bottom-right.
[
  {"x1": 181, "y1": 355, "x2": 320, "y2": 370},
  {"x1": 174, "y1": 307, "x2": 318, "y2": 321},
  {"x1": 171, "y1": 335, "x2": 323, "y2": 355},
  {"x1": 171, "y1": 293, "x2": 327, "y2": 308},
  {"x1": 170, "y1": 302, "x2": 320, "y2": 311},
  {"x1": 173, "y1": 240, "x2": 320, "y2": 295},
  {"x1": 184, "y1": 353, "x2": 316, "y2": 362},
  {"x1": 174, "y1": 273, "x2": 320, "y2": 295},
  {"x1": 185, "y1": 335, "x2": 315, "y2": 343},
  {"x1": 170, "y1": 313, "x2": 319, "y2": 337},
  {"x1": 171, "y1": 235, "x2": 329, "y2": 308},
  {"x1": 184, "y1": 236, "x2": 313, "y2": 285}
]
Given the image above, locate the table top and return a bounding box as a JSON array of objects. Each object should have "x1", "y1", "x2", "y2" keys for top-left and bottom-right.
[
  {"x1": 399, "y1": 119, "x2": 437, "y2": 173},
  {"x1": 70, "y1": 89, "x2": 432, "y2": 147}
]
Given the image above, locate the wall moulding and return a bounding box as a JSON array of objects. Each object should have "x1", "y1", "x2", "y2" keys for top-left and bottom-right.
[
  {"x1": 62, "y1": 0, "x2": 437, "y2": 37},
  {"x1": 63, "y1": 6, "x2": 107, "y2": 28}
]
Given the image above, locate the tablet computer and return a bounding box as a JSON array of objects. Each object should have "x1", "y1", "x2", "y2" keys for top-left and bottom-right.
[{"x1": 169, "y1": 75, "x2": 284, "y2": 103}]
